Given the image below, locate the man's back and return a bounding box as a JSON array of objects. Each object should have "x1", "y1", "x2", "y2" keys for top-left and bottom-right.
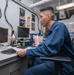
[{"x1": 53, "y1": 21, "x2": 74, "y2": 59}]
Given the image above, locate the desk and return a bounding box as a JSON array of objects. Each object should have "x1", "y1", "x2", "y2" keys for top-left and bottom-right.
[{"x1": 0, "y1": 52, "x2": 28, "y2": 75}]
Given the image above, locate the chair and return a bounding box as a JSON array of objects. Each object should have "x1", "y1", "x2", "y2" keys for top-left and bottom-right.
[{"x1": 40, "y1": 56, "x2": 74, "y2": 75}]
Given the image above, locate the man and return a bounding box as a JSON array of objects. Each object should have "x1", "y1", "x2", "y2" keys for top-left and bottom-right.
[{"x1": 17, "y1": 7, "x2": 74, "y2": 75}]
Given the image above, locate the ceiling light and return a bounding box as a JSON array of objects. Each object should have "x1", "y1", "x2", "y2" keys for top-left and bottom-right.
[{"x1": 56, "y1": 2, "x2": 74, "y2": 10}]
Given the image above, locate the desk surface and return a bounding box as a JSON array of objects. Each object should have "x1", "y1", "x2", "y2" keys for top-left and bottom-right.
[
  {"x1": 0, "y1": 52, "x2": 17, "y2": 61},
  {"x1": 0, "y1": 46, "x2": 34, "y2": 67},
  {"x1": 0, "y1": 51, "x2": 19, "y2": 67}
]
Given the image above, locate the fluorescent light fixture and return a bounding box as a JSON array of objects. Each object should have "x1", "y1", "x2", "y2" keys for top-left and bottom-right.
[
  {"x1": 56, "y1": 2, "x2": 74, "y2": 10},
  {"x1": 29, "y1": 0, "x2": 51, "y2": 8}
]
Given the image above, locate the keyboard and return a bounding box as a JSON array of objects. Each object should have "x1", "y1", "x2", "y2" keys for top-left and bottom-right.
[
  {"x1": 16, "y1": 46, "x2": 26, "y2": 49},
  {"x1": 1, "y1": 48, "x2": 16, "y2": 54}
]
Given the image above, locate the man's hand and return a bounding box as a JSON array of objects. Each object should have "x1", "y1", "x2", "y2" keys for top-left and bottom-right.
[
  {"x1": 32, "y1": 42, "x2": 39, "y2": 47},
  {"x1": 32, "y1": 41, "x2": 40, "y2": 47},
  {"x1": 32, "y1": 35, "x2": 40, "y2": 47},
  {"x1": 17, "y1": 49, "x2": 26, "y2": 57}
]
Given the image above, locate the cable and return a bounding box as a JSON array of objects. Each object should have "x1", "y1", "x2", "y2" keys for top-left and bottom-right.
[
  {"x1": 4, "y1": 0, "x2": 40, "y2": 34},
  {"x1": 0, "y1": 8, "x2": 2, "y2": 18},
  {"x1": 4, "y1": 0, "x2": 13, "y2": 30}
]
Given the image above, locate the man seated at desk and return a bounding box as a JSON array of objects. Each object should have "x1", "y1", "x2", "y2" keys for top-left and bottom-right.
[{"x1": 17, "y1": 6, "x2": 74, "y2": 75}]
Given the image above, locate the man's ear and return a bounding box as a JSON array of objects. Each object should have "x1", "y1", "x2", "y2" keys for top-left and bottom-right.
[{"x1": 47, "y1": 15, "x2": 51, "y2": 21}]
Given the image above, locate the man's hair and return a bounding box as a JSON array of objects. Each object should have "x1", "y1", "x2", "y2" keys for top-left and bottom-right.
[
  {"x1": 40, "y1": 7, "x2": 54, "y2": 20},
  {"x1": 40, "y1": 7, "x2": 54, "y2": 13}
]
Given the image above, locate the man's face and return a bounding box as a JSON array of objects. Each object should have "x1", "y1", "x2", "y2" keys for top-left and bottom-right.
[{"x1": 40, "y1": 11, "x2": 50, "y2": 27}]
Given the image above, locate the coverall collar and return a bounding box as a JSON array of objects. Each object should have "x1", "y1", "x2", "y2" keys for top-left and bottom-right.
[{"x1": 48, "y1": 21, "x2": 58, "y2": 35}]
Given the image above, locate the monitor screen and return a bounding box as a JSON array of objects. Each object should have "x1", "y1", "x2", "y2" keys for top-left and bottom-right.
[
  {"x1": 17, "y1": 26, "x2": 29, "y2": 39},
  {"x1": 0, "y1": 27, "x2": 8, "y2": 43}
]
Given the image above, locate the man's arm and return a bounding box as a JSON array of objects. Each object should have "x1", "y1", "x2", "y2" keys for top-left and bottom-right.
[{"x1": 17, "y1": 23, "x2": 66, "y2": 58}]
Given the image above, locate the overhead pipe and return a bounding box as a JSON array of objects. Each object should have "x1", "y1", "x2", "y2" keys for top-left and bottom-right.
[{"x1": 29, "y1": 0, "x2": 52, "y2": 8}]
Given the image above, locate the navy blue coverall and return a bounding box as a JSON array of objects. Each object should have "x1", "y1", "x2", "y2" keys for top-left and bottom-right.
[{"x1": 24, "y1": 21, "x2": 74, "y2": 75}]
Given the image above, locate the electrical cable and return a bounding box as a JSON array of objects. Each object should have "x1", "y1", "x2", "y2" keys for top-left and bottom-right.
[
  {"x1": 4, "y1": 0, "x2": 13, "y2": 30},
  {"x1": 0, "y1": 8, "x2": 2, "y2": 18},
  {"x1": 4, "y1": 0, "x2": 41, "y2": 35}
]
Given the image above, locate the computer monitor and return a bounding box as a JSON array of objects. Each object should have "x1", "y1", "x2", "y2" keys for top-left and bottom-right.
[
  {"x1": 17, "y1": 26, "x2": 30, "y2": 39},
  {"x1": 0, "y1": 27, "x2": 8, "y2": 43}
]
